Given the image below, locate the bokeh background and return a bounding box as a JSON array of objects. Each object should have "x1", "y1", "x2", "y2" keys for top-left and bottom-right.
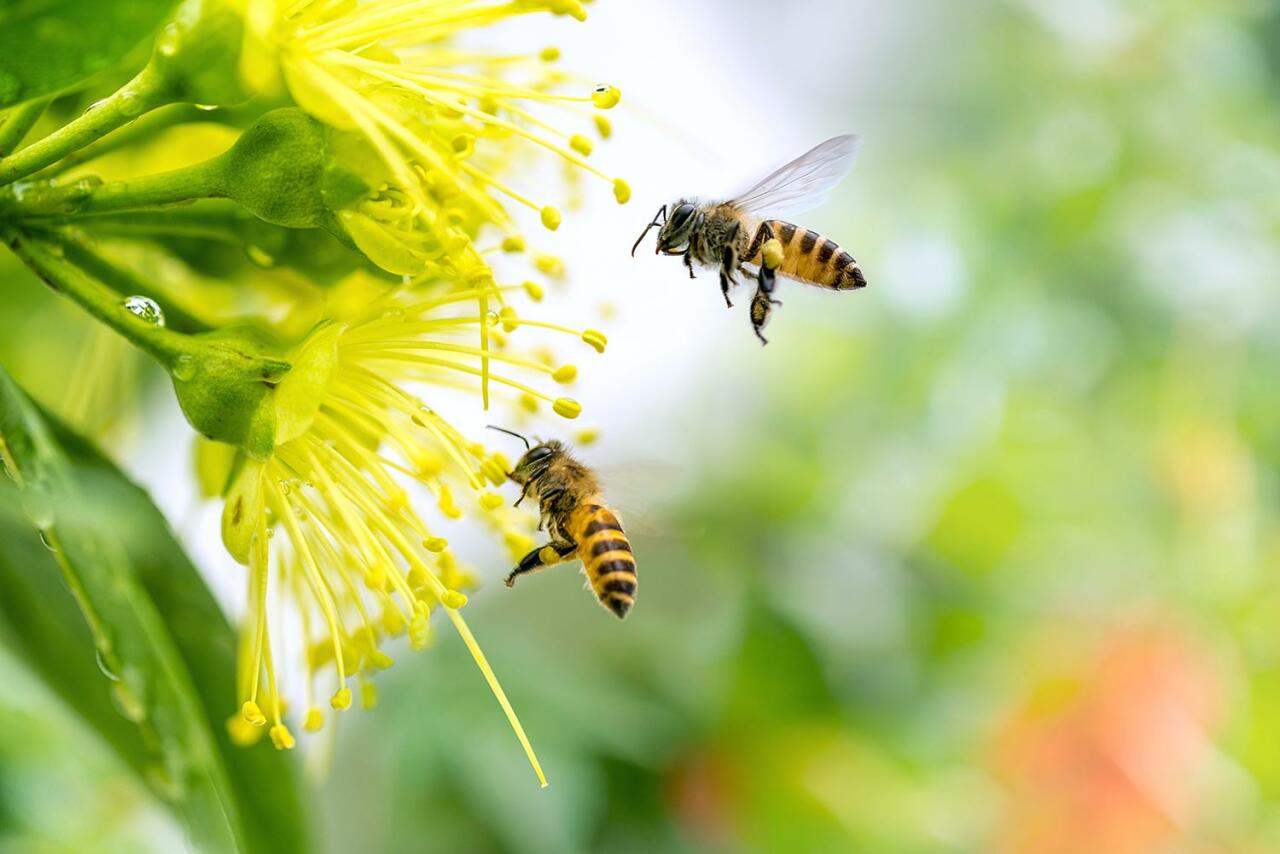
[{"x1": 5, "y1": 0, "x2": 1280, "y2": 851}]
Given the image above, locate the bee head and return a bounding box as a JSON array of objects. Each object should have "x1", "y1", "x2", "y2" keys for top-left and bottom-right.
[
  {"x1": 631, "y1": 200, "x2": 700, "y2": 257},
  {"x1": 510, "y1": 441, "x2": 564, "y2": 485}
]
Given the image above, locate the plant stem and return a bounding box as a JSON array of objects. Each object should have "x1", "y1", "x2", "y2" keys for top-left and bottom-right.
[
  {"x1": 0, "y1": 158, "x2": 225, "y2": 220},
  {"x1": 0, "y1": 98, "x2": 51, "y2": 157},
  {"x1": 0, "y1": 67, "x2": 175, "y2": 187},
  {"x1": 2, "y1": 229, "x2": 196, "y2": 370}
]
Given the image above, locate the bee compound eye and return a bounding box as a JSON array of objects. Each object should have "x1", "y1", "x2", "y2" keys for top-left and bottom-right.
[
  {"x1": 524, "y1": 446, "x2": 554, "y2": 464},
  {"x1": 670, "y1": 204, "x2": 695, "y2": 228}
]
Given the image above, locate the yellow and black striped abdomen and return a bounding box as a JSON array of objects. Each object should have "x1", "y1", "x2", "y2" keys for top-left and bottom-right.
[
  {"x1": 752, "y1": 220, "x2": 866, "y2": 290},
  {"x1": 573, "y1": 501, "x2": 636, "y2": 618}
]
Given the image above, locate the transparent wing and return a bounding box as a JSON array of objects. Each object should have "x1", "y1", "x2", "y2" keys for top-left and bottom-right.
[{"x1": 729, "y1": 134, "x2": 860, "y2": 217}]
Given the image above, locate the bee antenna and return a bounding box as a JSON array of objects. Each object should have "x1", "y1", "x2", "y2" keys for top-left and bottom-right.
[
  {"x1": 486, "y1": 424, "x2": 531, "y2": 450},
  {"x1": 631, "y1": 204, "x2": 667, "y2": 257}
]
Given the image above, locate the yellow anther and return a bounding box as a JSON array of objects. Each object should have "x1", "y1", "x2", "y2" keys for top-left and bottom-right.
[
  {"x1": 552, "y1": 365, "x2": 578, "y2": 384},
  {"x1": 409, "y1": 612, "x2": 431, "y2": 650},
  {"x1": 581, "y1": 329, "x2": 608, "y2": 353},
  {"x1": 362, "y1": 681, "x2": 379, "y2": 710},
  {"x1": 576, "y1": 427, "x2": 601, "y2": 445},
  {"x1": 383, "y1": 605, "x2": 406, "y2": 636},
  {"x1": 540, "y1": 206, "x2": 562, "y2": 231},
  {"x1": 242, "y1": 700, "x2": 267, "y2": 727},
  {"x1": 504, "y1": 530, "x2": 535, "y2": 556},
  {"x1": 423, "y1": 536, "x2": 449, "y2": 552},
  {"x1": 438, "y1": 485, "x2": 462, "y2": 519},
  {"x1": 331, "y1": 687, "x2": 353, "y2": 710},
  {"x1": 227, "y1": 715, "x2": 261, "y2": 747},
  {"x1": 451, "y1": 133, "x2": 476, "y2": 157},
  {"x1": 594, "y1": 115, "x2": 613, "y2": 139},
  {"x1": 520, "y1": 393, "x2": 540, "y2": 413},
  {"x1": 500, "y1": 306, "x2": 519, "y2": 332},
  {"x1": 540, "y1": 46, "x2": 561, "y2": 62},
  {"x1": 522, "y1": 280, "x2": 545, "y2": 301},
  {"x1": 502, "y1": 234, "x2": 527, "y2": 253},
  {"x1": 269, "y1": 724, "x2": 296, "y2": 750},
  {"x1": 413, "y1": 447, "x2": 444, "y2": 477},
  {"x1": 304, "y1": 708, "x2": 324, "y2": 733},
  {"x1": 762, "y1": 237, "x2": 785, "y2": 270},
  {"x1": 553, "y1": 398, "x2": 583, "y2": 419},
  {"x1": 591, "y1": 84, "x2": 621, "y2": 109},
  {"x1": 480, "y1": 453, "x2": 511, "y2": 485},
  {"x1": 550, "y1": 0, "x2": 587, "y2": 20},
  {"x1": 613, "y1": 178, "x2": 631, "y2": 204},
  {"x1": 443, "y1": 589, "x2": 469, "y2": 609},
  {"x1": 534, "y1": 253, "x2": 565, "y2": 277},
  {"x1": 570, "y1": 134, "x2": 594, "y2": 156},
  {"x1": 370, "y1": 650, "x2": 394, "y2": 670}
]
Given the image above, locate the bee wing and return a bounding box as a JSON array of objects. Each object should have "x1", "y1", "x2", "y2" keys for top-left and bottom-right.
[{"x1": 728, "y1": 134, "x2": 860, "y2": 218}]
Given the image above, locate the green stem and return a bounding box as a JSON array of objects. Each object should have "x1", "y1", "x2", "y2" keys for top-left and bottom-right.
[
  {"x1": 2, "y1": 229, "x2": 197, "y2": 370},
  {"x1": 0, "y1": 158, "x2": 225, "y2": 220},
  {"x1": 0, "y1": 67, "x2": 175, "y2": 187},
  {"x1": 0, "y1": 99, "x2": 51, "y2": 157},
  {"x1": 56, "y1": 232, "x2": 216, "y2": 335}
]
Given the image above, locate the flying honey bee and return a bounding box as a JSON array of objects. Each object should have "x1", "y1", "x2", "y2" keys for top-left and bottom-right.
[
  {"x1": 489, "y1": 427, "x2": 637, "y2": 619},
  {"x1": 631, "y1": 135, "x2": 867, "y2": 344}
]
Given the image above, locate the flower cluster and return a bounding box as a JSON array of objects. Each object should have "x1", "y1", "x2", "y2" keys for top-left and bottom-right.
[{"x1": 0, "y1": 0, "x2": 628, "y2": 784}]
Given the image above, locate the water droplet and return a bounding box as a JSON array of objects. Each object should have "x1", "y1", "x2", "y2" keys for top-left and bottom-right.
[
  {"x1": 278, "y1": 479, "x2": 291, "y2": 496},
  {"x1": 485, "y1": 310, "x2": 500, "y2": 327},
  {"x1": 171, "y1": 354, "x2": 196, "y2": 381},
  {"x1": 95, "y1": 648, "x2": 121, "y2": 681},
  {"x1": 117, "y1": 90, "x2": 146, "y2": 118},
  {"x1": 122, "y1": 295, "x2": 164, "y2": 326},
  {"x1": 194, "y1": 104, "x2": 218, "y2": 112},
  {"x1": 83, "y1": 97, "x2": 109, "y2": 116}
]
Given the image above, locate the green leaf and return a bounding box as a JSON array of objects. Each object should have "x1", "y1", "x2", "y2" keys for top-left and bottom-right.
[
  {"x1": 0, "y1": 0, "x2": 180, "y2": 108},
  {"x1": 0, "y1": 364, "x2": 306, "y2": 853}
]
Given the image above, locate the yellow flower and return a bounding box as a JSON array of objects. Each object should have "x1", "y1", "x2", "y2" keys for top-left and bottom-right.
[{"x1": 217, "y1": 271, "x2": 605, "y2": 785}]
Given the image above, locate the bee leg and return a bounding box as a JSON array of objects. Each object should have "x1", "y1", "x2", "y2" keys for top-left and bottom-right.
[
  {"x1": 719, "y1": 235, "x2": 740, "y2": 309},
  {"x1": 683, "y1": 250, "x2": 696, "y2": 279},
  {"x1": 750, "y1": 285, "x2": 775, "y2": 345},
  {"x1": 505, "y1": 540, "x2": 577, "y2": 587}
]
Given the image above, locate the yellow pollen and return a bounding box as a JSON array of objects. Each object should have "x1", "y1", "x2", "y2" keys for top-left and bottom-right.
[
  {"x1": 541, "y1": 206, "x2": 562, "y2": 230},
  {"x1": 480, "y1": 492, "x2": 506, "y2": 510},
  {"x1": 594, "y1": 115, "x2": 612, "y2": 138},
  {"x1": 570, "y1": 134, "x2": 593, "y2": 156},
  {"x1": 534, "y1": 253, "x2": 564, "y2": 277},
  {"x1": 500, "y1": 306, "x2": 519, "y2": 332},
  {"x1": 553, "y1": 398, "x2": 582, "y2": 419},
  {"x1": 540, "y1": 46, "x2": 561, "y2": 62},
  {"x1": 576, "y1": 427, "x2": 601, "y2": 445},
  {"x1": 522, "y1": 280, "x2": 544, "y2": 301},
  {"x1": 552, "y1": 365, "x2": 577, "y2": 384},
  {"x1": 443, "y1": 589, "x2": 469, "y2": 609},
  {"x1": 423, "y1": 536, "x2": 449, "y2": 552},
  {"x1": 762, "y1": 237, "x2": 785, "y2": 270},
  {"x1": 331, "y1": 687, "x2": 353, "y2": 711},
  {"x1": 520, "y1": 393, "x2": 540, "y2": 413},
  {"x1": 502, "y1": 235, "x2": 527, "y2": 252},
  {"x1": 581, "y1": 329, "x2": 608, "y2": 353}
]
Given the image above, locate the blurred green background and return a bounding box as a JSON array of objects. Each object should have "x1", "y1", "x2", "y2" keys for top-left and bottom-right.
[{"x1": 6, "y1": 0, "x2": 1280, "y2": 851}]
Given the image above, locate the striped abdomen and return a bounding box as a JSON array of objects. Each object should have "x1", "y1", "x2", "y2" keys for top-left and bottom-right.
[
  {"x1": 750, "y1": 220, "x2": 866, "y2": 290},
  {"x1": 573, "y1": 502, "x2": 636, "y2": 618}
]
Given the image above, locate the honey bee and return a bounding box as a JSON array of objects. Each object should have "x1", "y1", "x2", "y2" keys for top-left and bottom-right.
[
  {"x1": 489, "y1": 427, "x2": 637, "y2": 619},
  {"x1": 631, "y1": 135, "x2": 867, "y2": 344}
]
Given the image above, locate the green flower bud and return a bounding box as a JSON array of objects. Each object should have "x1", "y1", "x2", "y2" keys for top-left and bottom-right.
[
  {"x1": 218, "y1": 108, "x2": 335, "y2": 229},
  {"x1": 169, "y1": 325, "x2": 291, "y2": 461}
]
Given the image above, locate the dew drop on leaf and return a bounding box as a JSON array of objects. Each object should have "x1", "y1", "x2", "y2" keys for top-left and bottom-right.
[
  {"x1": 122, "y1": 295, "x2": 165, "y2": 326},
  {"x1": 172, "y1": 354, "x2": 196, "y2": 381}
]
